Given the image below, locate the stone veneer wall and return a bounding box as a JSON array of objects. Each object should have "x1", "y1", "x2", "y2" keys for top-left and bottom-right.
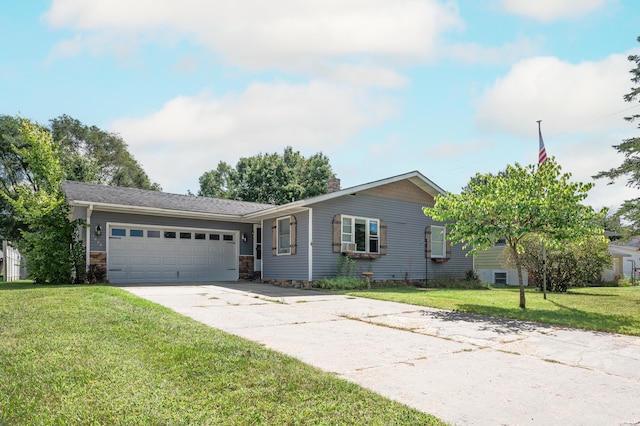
[
  {"x1": 90, "y1": 251, "x2": 107, "y2": 269},
  {"x1": 239, "y1": 255, "x2": 254, "y2": 280}
]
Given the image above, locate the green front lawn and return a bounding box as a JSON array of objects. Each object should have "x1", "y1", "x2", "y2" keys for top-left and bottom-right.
[
  {"x1": 0, "y1": 282, "x2": 444, "y2": 425},
  {"x1": 347, "y1": 286, "x2": 640, "y2": 336}
]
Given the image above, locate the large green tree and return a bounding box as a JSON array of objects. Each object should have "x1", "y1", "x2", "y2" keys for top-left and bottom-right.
[
  {"x1": 424, "y1": 159, "x2": 604, "y2": 309},
  {"x1": 50, "y1": 115, "x2": 159, "y2": 190},
  {"x1": 0, "y1": 114, "x2": 159, "y2": 240},
  {"x1": 595, "y1": 36, "x2": 640, "y2": 230},
  {"x1": 1, "y1": 119, "x2": 84, "y2": 283},
  {"x1": 198, "y1": 146, "x2": 334, "y2": 204}
]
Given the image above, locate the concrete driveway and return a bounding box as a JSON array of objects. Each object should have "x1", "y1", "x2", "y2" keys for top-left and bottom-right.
[{"x1": 122, "y1": 282, "x2": 640, "y2": 426}]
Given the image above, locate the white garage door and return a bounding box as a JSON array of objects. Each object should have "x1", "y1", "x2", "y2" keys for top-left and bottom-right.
[{"x1": 107, "y1": 225, "x2": 238, "y2": 284}]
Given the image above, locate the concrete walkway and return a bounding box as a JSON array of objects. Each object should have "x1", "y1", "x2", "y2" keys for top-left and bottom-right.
[{"x1": 122, "y1": 282, "x2": 640, "y2": 426}]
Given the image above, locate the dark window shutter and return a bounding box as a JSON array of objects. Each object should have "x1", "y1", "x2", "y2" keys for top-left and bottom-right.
[
  {"x1": 379, "y1": 219, "x2": 387, "y2": 255},
  {"x1": 290, "y1": 215, "x2": 297, "y2": 255},
  {"x1": 332, "y1": 215, "x2": 342, "y2": 253},
  {"x1": 446, "y1": 239, "x2": 451, "y2": 259},
  {"x1": 271, "y1": 219, "x2": 277, "y2": 256}
]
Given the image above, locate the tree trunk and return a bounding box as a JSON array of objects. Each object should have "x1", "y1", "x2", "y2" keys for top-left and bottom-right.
[{"x1": 510, "y1": 244, "x2": 526, "y2": 309}]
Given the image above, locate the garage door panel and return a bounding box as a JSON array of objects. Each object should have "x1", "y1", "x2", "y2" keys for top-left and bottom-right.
[
  {"x1": 179, "y1": 257, "x2": 193, "y2": 266},
  {"x1": 108, "y1": 226, "x2": 238, "y2": 284}
]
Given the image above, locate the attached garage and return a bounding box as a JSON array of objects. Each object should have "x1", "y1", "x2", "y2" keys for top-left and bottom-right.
[{"x1": 107, "y1": 225, "x2": 239, "y2": 284}]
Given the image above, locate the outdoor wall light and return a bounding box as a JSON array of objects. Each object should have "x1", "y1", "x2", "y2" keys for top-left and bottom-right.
[
  {"x1": 95, "y1": 224, "x2": 102, "y2": 237},
  {"x1": 242, "y1": 232, "x2": 248, "y2": 243}
]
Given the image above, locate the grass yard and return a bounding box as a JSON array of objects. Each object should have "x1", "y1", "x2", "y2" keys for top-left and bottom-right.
[
  {"x1": 347, "y1": 286, "x2": 640, "y2": 336},
  {"x1": 0, "y1": 282, "x2": 445, "y2": 425}
]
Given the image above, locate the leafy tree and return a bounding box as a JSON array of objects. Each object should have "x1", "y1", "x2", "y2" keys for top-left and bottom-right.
[
  {"x1": 594, "y1": 36, "x2": 640, "y2": 230},
  {"x1": 0, "y1": 114, "x2": 159, "y2": 239},
  {"x1": 198, "y1": 146, "x2": 334, "y2": 204},
  {"x1": 423, "y1": 159, "x2": 604, "y2": 308},
  {"x1": 0, "y1": 119, "x2": 84, "y2": 283},
  {"x1": 500, "y1": 234, "x2": 611, "y2": 292},
  {"x1": 50, "y1": 114, "x2": 160, "y2": 190}
]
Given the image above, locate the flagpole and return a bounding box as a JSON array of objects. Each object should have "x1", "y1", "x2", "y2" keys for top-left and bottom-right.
[{"x1": 537, "y1": 119, "x2": 547, "y2": 300}]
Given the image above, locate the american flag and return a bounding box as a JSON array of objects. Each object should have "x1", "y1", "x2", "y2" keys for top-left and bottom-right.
[{"x1": 538, "y1": 120, "x2": 547, "y2": 164}]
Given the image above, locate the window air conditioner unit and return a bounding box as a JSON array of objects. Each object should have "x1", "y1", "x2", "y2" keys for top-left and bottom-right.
[{"x1": 341, "y1": 243, "x2": 356, "y2": 252}]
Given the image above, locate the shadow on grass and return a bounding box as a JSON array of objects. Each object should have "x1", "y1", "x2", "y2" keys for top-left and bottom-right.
[
  {"x1": 566, "y1": 290, "x2": 619, "y2": 297},
  {"x1": 421, "y1": 308, "x2": 554, "y2": 334},
  {"x1": 0, "y1": 281, "x2": 90, "y2": 291},
  {"x1": 423, "y1": 302, "x2": 639, "y2": 336}
]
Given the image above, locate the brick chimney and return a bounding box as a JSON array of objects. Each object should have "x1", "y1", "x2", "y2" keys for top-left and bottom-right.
[{"x1": 327, "y1": 177, "x2": 341, "y2": 193}]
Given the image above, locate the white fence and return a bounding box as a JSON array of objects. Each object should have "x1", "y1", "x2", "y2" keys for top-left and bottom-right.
[{"x1": 2, "y1": 241, "x2": 24, "y2": 282}]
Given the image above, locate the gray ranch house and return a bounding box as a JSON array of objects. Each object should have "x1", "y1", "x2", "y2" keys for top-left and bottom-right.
[{"x1": 62, "y1": 171, "x2": 473, "y2": 286}]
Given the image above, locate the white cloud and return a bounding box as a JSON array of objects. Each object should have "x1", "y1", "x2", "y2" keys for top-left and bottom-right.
[
  {"x1": 43, "y1": 0, "x2": 461, "y2": 84},
  {"x1": 553, "y1": 133, "x2": 638, "y2": 210},
  {"x1": 110, "y1": 81, "x2": 397, "y2": 193},
  {"x1": 43, "y1": 0, "x2": 461, "y2": 88},
  {"x1": 498, "y1": 0, "x2": 614, "y2": 22},
  {"x1": 476, "y1": 54, "x2": 631, "y2": 137},
  {"x1": 445, "y1": 36, "x2": 542, "y2": 65}
]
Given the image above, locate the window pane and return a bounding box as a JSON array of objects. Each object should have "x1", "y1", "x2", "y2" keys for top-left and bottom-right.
[
  {"x1": 130, "y1": 229, "x2": 143, "y2": 237},
  {"x1": 223, "y1": 234, "x2": 233, "y2": 241},
  {"x1": 194, "y1": 233, "x2": 206, "y2": 240},
  {"x1": 431, "y1": 226, "x2": 445, "y2": 257},
  {"x1": 369, "y1": 220, "x2": 378, "y2": 237},
  {"x1": 278, "y1": 218, "x2": 291, "y2": 254},
  {"x1": 341, "y1": 217, "x2": 352, "y2": 243},
  {"x1": 111, "y1": 228, "x2": 126, "y2": 237},
  {"x1": 369, "y1": 238, "x2": 379, "y2": 253},
  {"x1": 147, "y1": 230, "x2": 160, "y2": 238},
  {"x1": 164, "y1": 231, "x2": 176, "y2": 239},
  {"x1": 180, "y1": 232, "x2": 192, "y2": 239},
  {"x1": 355, "y1": 219, "x2": 366, "y2": 251},
  {"x1": 210, "y1": 234, "x2": 220, "y2": 240}
]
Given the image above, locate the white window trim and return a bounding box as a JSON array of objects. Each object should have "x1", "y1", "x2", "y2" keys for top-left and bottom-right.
[
  {"x1": 276, "y1": 216, "x2": 292, "y2": 256},
  {"x1": 431, "y1": 225, "x2": 446, "y2": 258},
  {"x1": 341, "y1": 215, "x2": 380, "y2": 254}
]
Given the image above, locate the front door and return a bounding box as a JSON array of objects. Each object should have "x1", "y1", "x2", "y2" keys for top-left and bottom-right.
[{"x1": 253, "y1": 224, "x2": 262, "y2": 273}]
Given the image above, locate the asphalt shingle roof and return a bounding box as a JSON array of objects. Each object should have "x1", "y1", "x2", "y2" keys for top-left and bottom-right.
[{"x1": 61, "y1": 180, "x2": 275, "y2": 217}]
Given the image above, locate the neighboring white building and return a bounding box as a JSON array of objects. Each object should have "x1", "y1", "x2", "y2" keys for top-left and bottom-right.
[{"x1": 606, "y1": 242, "x2": 640, "y2": 282}]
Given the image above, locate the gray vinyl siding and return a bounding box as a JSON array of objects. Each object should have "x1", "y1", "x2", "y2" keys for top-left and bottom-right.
[
  {"x1": 89, "y1": 211, "x2": 255, "y2": 256},
  {"x1": 310, "y1": 194, "x2": 472, "y2": 281},
  {"x1": 261, "y1": 210, "x2": 309, "y2": 281}
]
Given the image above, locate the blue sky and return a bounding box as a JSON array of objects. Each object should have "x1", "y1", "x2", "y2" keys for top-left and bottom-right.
[{"x1": 1, "y1": 1, "x2": 639, "y2": 210}]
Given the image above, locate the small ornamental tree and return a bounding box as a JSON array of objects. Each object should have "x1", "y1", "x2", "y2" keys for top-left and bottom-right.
[
  {"x1": 423, "y1": 159, "x2": 604, "y2": 308},
  {"x1": 0, "y1": 119, "x2": 85, "y2": 283}
]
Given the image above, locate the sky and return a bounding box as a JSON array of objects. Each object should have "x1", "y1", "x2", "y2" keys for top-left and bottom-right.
[{"x1": 1, "y1": 1, "x2": 640, "y2": 210}]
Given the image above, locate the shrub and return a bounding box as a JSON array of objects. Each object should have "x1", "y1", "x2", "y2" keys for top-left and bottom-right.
[{"x1": 313, "y1": 277, "x2": 368, "y2": 290}]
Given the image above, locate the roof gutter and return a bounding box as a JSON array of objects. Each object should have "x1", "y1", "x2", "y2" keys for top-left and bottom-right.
[{"x1": 68, "y1": 200, "x2": 264, "y2": 223}]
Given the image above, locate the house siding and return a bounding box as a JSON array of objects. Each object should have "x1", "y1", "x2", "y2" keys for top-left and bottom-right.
[
  {"x1": 310, "y1": 193, "x2": 472, "y2": 282},
  {"x1": 262, "y1": 210, "x2": 310, "y2": 282},
  {"x1": 474, "y1": 246, "x2": 526, "y2": 286},
  {"x1": 89, "y1": 211, "x2": 256, "y2": 256}
]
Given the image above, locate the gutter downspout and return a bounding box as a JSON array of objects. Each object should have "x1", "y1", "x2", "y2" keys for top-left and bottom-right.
[
  {"x1": 86, "y1": 204, "x2": 93, "y2": 271},
  {"x1": 308, "y1": 208, "x2": 313, "y2": 283}
]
